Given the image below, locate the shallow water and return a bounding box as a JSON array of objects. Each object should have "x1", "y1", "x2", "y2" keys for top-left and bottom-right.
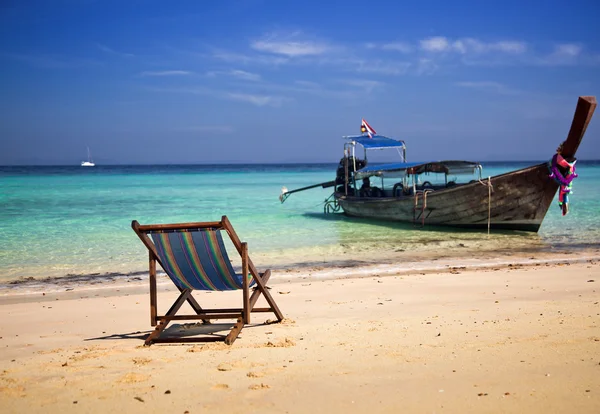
[{"x1": 1, "y1": 162, "x2": 599, "y2": 282}]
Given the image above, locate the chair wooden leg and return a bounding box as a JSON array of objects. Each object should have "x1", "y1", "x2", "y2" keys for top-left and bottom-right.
[
  {"x1": 249, "y1": 270, "x2": 271, "y2": 308},
  {"x1": 145, "y1": 289, "x2": 190, "y2": 345},
  {"x1": 145, "y1": 320, "x2": 169, "y2": 346},
  {"x1": 252, "y1": 270, "x2": 284, "y2": 321},
  {"x1": 221, "y1": 216, "x2": 284, "y2": 322},
  {"x1": 260, "y1": 287, "x2": 284, "y2": 321},
  {"x1": 224, "y1": 317, "x2": 245, "y2": 345},
  {"x1": 149, "y1": 253, "x2": 158, "y2": 326},
  {"x1": 242, "y1": 242, "x2": 250, "y2": 324}
]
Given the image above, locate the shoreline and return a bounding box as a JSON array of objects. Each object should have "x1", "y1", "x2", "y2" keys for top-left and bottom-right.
[
  {"x1": 2, "y1": 221, "x2": 598, "y2": 285},
  {"x1": 1, "y1": 248, "x2": 598, "y2": 304}
]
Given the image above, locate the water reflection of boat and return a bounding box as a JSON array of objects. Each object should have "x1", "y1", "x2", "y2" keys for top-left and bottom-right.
[{"x1": 280, "y1": 96, "x2": 596, "y2": 233}]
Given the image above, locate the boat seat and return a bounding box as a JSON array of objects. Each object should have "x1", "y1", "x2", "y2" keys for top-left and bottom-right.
[
  {"x1": 360, "y1": 187, "x2": 384, "y2": 198},
  {"x1": 392, "y1": 182, "x2": 405, "y2": 197}
]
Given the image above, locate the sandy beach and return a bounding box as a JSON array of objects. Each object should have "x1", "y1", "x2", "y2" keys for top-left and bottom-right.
[{"x1": 1, "y1": 258, "x2": 599, "y2": 413}]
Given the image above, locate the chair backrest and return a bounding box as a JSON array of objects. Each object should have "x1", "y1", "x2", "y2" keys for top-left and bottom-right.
[{"x1": 149, "y1": 228, "x2": 245, "y2": 291}]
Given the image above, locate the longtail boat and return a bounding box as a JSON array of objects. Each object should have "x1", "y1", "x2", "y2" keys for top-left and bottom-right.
[{"x1": 280, "y1": 96, "x2": 596, "y2": 232}]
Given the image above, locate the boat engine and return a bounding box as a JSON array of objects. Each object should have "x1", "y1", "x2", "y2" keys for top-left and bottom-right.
[
  {"x1": 335, "y1": 156, "x2": 367, "y2": 194},
  {"x1": 336, "y1": 156, "x2": 367, "y2": 184}
]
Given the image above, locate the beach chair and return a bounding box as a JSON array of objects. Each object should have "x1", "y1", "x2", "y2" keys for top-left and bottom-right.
[{"x1": 131, "y1": 216, "x2": 284, "y2": 345}]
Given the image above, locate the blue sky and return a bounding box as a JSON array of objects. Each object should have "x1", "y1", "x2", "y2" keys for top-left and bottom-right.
[{"x1": 1, "y1": 0, "x2": 599, "y2": 165}]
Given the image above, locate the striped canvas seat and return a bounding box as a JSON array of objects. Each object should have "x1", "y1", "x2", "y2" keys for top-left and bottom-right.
[
  {"x1": 150, "y1": 229, "x2": 255, "y2": 291},
  {"x1": 132, "y1": 216, "x2": 283, "y2": 345}
]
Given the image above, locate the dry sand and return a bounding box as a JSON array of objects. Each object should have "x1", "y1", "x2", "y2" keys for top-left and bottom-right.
[{"x1": 1, "y1": 259, "x2": 599, "y2": 413}]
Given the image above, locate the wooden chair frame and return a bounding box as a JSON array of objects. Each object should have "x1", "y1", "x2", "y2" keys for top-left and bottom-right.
[{"x1": 131, "y1": 216, "x2": 284, "y2": 345}]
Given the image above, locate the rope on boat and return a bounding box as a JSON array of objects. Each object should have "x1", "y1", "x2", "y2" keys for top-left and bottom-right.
[{"x1": 477, "y1": 176, "x2": 493, "y2": 234}]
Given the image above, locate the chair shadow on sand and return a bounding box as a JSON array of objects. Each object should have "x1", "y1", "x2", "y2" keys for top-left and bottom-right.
[{"x1": 84, "y1": 320, "x2": 273, "y2": 344}]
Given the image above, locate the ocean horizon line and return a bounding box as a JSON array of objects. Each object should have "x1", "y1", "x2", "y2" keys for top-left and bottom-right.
[{"x1": 2, "y1": 159, "x2": 600, "y2": 168}]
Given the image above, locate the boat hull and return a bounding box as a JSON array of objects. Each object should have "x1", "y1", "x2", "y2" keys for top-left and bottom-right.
[{"x1": 335, "y1": 163, "x2": 559, "y2": 232}]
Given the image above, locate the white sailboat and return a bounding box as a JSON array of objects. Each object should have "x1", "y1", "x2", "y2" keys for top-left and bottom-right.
[{"x1": 81, "y1": 147, "x2": 95, "y2": 167}]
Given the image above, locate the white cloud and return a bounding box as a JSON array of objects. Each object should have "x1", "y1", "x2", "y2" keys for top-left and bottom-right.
[
  {"x1": 213, "y1": 38, "x2": 413, "y2": 76},
  {"x1": 536, "y1": 43, "x2": 584, "y2": 66},
  {"x1": 204, "y1": 34, "x2": 533, "y2": 76},
  {"x1": 415, "y1": 58, "x2": 438, "y2": 75},
  {"x1": 229, "y1": 69, "x2": 261, "y2": 81},
  {"x1": 420, "y1": 37, "x2": 450, "y2": 52},
  {"x1": 252, "y1": 40, "x2": 330, "y2": 57},
  {"x1": 225, "y1": 92, "x2": 287, "y2": 106},
  {"x1": 233, "y1": 79, "x2": 355, "y2": 101},
  {"x1": 211, "y1": 50, "x2": 289, "y2": 66},
  {"x1": 455, "y1": 81, "x2": 520, "y2": 95},
  {"x1": 494, "y1": 41, "x2": 527, "y2": 54},
  {"x1": 145, "y1": 86, "x2": 290, "y2": 107},
  {"x1": 420, "y1": 36, "x2": 527, "y2": 55},
  {"x1": 97, "y1": 43, "x2": 134, "y2": 58},
  {"x1": 251, "y1": 32, "x2": 331, "y2": 57},
  {"x1": 141, "y1": 70, "x2": 191, "y2": 76},
  {"x1": 554, "y1": 43, "x2": 583, "y2": 57},
  {"x1": 193, "y1": 33, "x2": 595, "y2": 81},
  {"x1": 206, "y1": 69, "x2": 261, "y2": 81}
]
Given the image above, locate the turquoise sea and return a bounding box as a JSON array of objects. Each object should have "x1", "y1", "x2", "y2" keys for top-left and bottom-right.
[{"x1": 1, "y1": 161, "x2": 600, "y2": 284}]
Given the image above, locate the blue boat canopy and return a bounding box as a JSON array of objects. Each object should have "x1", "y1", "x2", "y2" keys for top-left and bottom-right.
[
  {"x1": 355, "y1": 160, "x2": 482, "y2": 179},
  {"x1": 345, "y1": 135, "x2": 406, "y2": 150}
]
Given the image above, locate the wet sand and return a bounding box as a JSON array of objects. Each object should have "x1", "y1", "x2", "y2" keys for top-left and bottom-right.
[{"x1": 1, "y1": 258, "x2": 599, "y2": 413}]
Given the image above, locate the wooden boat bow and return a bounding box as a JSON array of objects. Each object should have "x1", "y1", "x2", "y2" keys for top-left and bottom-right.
[{"x1": 560, "y1": 96, "x2": 597, "y2": 159}]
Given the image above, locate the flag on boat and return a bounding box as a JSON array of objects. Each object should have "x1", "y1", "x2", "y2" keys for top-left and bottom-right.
[{"x1": 361, "y1": 119, "x2": 376, "y2": 138}]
